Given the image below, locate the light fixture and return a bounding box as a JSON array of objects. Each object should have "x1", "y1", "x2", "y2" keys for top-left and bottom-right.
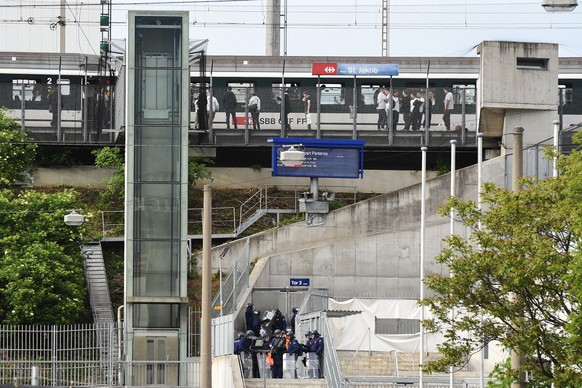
[
  {"x1": 542, "y1": 0, "x2": 578, "y2": 12},
  {"x1": 280, "y1": 145, "x2": 306, "y2": 167},
  {"x1": 64, "y1": 210, "x2": 85, "y2": 226}
]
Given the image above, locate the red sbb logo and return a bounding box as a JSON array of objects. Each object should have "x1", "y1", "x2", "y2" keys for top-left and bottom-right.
[{"x1": 312, "y1": 62, "x2": 338, "y2": 76}]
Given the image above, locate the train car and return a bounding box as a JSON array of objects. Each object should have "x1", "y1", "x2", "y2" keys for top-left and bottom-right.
[
  {"x1": 191, "y1": 55, "x2": 582, "y2": 132},
  {"x1": 0, "y1": 52, "x2": 111, "y2": 142}
]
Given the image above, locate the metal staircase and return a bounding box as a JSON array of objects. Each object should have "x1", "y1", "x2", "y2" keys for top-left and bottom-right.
[{"x1": 81, "y1": 243, "x2": 118, "y2": 385}]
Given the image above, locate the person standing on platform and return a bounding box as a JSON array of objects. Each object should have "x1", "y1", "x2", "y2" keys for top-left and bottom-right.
[
  {"x1": 302, "y1": 90, "x2": 312, "y2": 130},
  {"x1": 443, "y1": 87, "x2": 454, "y2": 130},
  {"x1": 248, "y1": 92, "x2": 261, "y2": 130},
  {"x1": 376, "y1": 88, "x2": 388, "y2": 130},
  {"x1": 401, "y1": 90, "x2": 411, "y2": 130},
  {"x1": 206, "y1": 91, "x2": 219, "y2": 125},
  {"x1": 221, "y1": 86, "x2": 238, "y2": 130},
  {"x1": 391, "y1": 90, "x2": 400, "y2": 132},
  {"x1": 424, "y1": 90, "x2": 435, "y2": 128}
]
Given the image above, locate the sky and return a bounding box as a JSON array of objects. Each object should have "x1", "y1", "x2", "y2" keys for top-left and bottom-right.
[{"x1": 110, "y1": 0, "x2": 582, "y2": 57}]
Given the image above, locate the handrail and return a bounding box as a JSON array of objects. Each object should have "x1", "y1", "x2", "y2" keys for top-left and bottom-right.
[{"x1": 322, "y1": 313, "x2": 346, "y2": 387}]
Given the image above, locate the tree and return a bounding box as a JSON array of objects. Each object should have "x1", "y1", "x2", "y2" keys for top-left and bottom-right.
[
  {"x1": 0, "y1": 189, "x2": 88, "y2": 324},
  {"x1": 0, "y1": 109, "x2": 36, "y2": 187},
  {"x1": 93, "y1": 146, "x2": 213, "y2": 210},
  {"x1": 421, "y1": 144, "x2": 582, "y2": 386}
]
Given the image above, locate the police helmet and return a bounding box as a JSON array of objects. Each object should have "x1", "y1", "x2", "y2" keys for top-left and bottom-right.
[
  {"x1": 286, "y1": 330, "x2": 294, "y2": 337},
  {"x1": 260, "y1": 329, "x2": 268, "y2": 338},
  {"x1": 238, "y1": 332, "x2": 246, "y2": 339},
  {"x1": 292, "y1": 307, "x2": 298, "y2": 313},
  {"x1": 274, "y1": 329, "x2": 282, "y2": 335},
  {"x1": 305, "y1": 331, "x2": 312, "y2": 337},
  {"x1": 246, "y1": 330, "x2": 254, "y2": 337},
  {"x1": 274, "y1": 308, "x2": 280, "y2": 314},
  {"x1": 312, "y1": 330, "x2": 320, "y2": 337}
]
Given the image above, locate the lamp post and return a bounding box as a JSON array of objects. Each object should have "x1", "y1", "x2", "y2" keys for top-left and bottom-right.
[
  {"x1": 542, "y1": 0, "x2": 577, "y2": 11},
  {"x1": 64, "y1": 210, "x2": 85, "y2": 226}
]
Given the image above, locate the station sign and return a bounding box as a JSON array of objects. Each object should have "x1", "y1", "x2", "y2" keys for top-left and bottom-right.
[
  {"x1": 338, "y1": 63, "x2": 399, "y2": 76},
  {"x1": 290, "y1": 278, "x2": 310, "y2": 287},
  {"x1": 312, "y1": 62, "x2": 338, "y2": 75}
]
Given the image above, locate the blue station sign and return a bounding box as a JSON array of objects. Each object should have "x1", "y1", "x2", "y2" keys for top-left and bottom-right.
[
  {"x1": 338, "y1": 63, "x2": 399, "y2": 76},
  {"x1": 290, "y1": 278, "x2": 310, "y2": 287}
]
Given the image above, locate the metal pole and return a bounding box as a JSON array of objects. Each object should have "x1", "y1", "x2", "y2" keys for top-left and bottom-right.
[
  {"x1": 201, "y1": 185, "x2": 212, "y2": 388},
  {"x1": 209, "y1": 60, "x2": 214, "y2": 143},
  {"x1": 449, "y1": 139, "x2": 456, "y2": 388},
  {"x1": 281, "y1": 60, "x2": 286, "y2": 137},
  {"x1": 420, "y1": 146, "x2": 427, "y2": 388},
  {"x1": 461, "y1": 87, "x2": 466, "y2": 145},
  {"x1": 316, "y1": 75, "x2": 321, "y2": 138},
  {"x1": 60, "y1": 0, "x2": 66, "y2": 53},
  {"x1": 477, "y1": 132, "x2": 484, "y2": 388},
  {"x1": 219, "y1": 256, "x2": 223, "y2": 317},
  {"x1": 511, "y1": 127, "x2": 524, "y2": 388},
  {"x1": 388, "y1": 76, "x2": 394, "y2": 145},
  {"x1": 57, "y1": 58, "x2": 62, "y2": 142},
  {"x1": 244, "y1": 87, "x2": 250, "y2": 144},
  {"x1": 83, "y1": 57, "x2": 88, "y2": 143},
  {"x1": 352, "y1": 75, "x2": 357, "y2": 140},
  {"x1": 553, "y1": 119, "x2": 560, "y2": 178}
]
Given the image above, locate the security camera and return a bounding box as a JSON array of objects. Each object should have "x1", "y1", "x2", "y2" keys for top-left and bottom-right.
[{"x1": 280, "y1": 145, "x2": 305, "y2": 167}]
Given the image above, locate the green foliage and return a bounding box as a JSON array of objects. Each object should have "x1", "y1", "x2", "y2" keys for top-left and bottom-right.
[
  {"x1": 35, "y1": 147, "x2": 75, "y2": 167},
  {"x1": 92, "y1": 147, "x2": 124, "y2": 210},
  {"x1": 0, "y1": 189, "x2": 88, "y2": 324},
  {"x1": 421, "y1": 144, "x2": 582, "y2": 385},
  {"x1": 188, "y1": 156, "x2": 213, "y2": 186},
  {"x1": 0, "y1": 109, "x2": 37, "y2": 187}
]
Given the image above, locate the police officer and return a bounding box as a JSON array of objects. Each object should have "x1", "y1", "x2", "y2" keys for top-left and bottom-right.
[
  {"x1": 269, "y1": 329, "x2": 286, "y2": 378},
  {"x1": 272, "y1": 308, "x2": 287, "y2": 333},
  {"x1": 312, "y1": 330, "x2": 324, "y2": 378}
]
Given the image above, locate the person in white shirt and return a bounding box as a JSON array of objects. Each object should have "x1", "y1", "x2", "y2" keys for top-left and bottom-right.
[
  {"x1": 390, "y1": 90, "x2": 400, "y2": 132},
  {"x1": 207, "y1": 92, "x2": 219, "y2": 125},
  {"x1": 248, "y1": 92, "x2": 261, "y2": 130},
  {"x1": 443, "y1": 87, "x2": 454, "y2": 130},
  {"x1": 376, "y1": 88, "x2": 388, "y2": 130}
]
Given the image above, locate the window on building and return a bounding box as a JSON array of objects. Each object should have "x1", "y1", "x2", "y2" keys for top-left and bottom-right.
[
  {"x1": 360, "y1": 85, "x2": 380, "y2": 106},
  {"x1": 561, "y1": 87, "x2": 574, "y2": 105},
  {"x1": 517, "y1": 57, "x2": 548, "y2": 70}
]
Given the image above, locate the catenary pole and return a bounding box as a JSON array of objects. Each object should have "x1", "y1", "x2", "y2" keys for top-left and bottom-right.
[{"x1": 201, "y1": 185, "x2": 212, "y2": 388}]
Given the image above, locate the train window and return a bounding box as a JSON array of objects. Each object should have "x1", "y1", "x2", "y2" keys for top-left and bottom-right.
[
  {"x1": 361, "y1": 85, "x2": 380, "y2": 106},
  {"x1": 226, "y1": 82, "x2": 255, "y2": 103},
  {"x1": 452, "y1": 85, "x2": 476, "y2": 105},
  {"x1": 57, "y1": 79, "x2": 71, "y2": 96},
  {"x1": 272, "y1": 83, "x2": 301, "y2": 103},
  {"x1": 562, "y1": 87, "x2": 573, "y2": 105},
  {"x1": 12, "y1": 79, "x2": 38, "y2": 102},
  {"x1": 320, "y1": 84, "x2": 345, "y2": 105}
]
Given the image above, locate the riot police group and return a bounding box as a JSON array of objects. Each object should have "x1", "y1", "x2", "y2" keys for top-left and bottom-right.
[{"x1": 235, "y1": 304, "x2": 324, "y2": 379}]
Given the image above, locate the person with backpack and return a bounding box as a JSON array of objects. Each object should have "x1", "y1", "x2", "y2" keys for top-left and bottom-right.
[{"x1": 269, "y1": 329, "x2": 286, "y2": 378}]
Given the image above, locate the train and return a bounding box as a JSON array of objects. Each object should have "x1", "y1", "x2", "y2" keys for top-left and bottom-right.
[{"x1": 1, "y1": 52, "x2": 581, "y2": 143}]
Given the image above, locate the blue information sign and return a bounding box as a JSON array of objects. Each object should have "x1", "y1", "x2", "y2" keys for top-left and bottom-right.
[
  {"x1": 290, "y1": 278, "x2": 310, "y2": 287},
  {"x1": 270, "y1": 138, "x2": 365, "y2": 179},
  {"x1": 338, "y1": 63, "x2": 399, "y2": 76}
]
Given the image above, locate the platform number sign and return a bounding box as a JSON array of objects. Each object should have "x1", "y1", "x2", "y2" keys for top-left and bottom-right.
[{"x1": 290, "y1": 278, "x2": 310, "y2": 287}]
